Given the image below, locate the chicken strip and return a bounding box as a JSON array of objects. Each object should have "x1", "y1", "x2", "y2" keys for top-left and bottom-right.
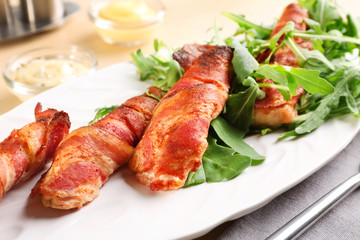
[
  {"x1": 129, "y1": 44, "x2": 233, "y2": 191},
  {"x1": 253, "y1": 3, "x2": 311, "y2": 128},
  {"x1": 31, "y1": 87, "x2": 162, "y2": 209},
  {"x1": 0, "y1": 103, "x2": 70, "y2": 202}
]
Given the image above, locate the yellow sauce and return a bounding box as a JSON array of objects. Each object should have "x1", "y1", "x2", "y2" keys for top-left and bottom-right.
[
  {"x1": 99, "y1": 0, "x2": 155, "y2": 23},
  {"x1": 95, "y1": 0, "x2": 161, "y2": 45},
  {"x1": 14, "y1": 58, "x2": 90, "y2": 88}
]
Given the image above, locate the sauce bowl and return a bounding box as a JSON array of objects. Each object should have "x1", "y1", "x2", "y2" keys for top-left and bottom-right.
[
  {"x1": 88, "y1": 0, "x2": 165, "y2": 46},
  {"x1": 3, "y1": 45, "x2": 97, "y2": 100}
]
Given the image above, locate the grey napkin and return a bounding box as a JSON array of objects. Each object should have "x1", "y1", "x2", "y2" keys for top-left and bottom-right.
[{"x1": 197, "y1": 132, "x2": 360, "y2": 240}]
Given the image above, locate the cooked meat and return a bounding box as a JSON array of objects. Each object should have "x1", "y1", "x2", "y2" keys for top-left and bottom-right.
[
  {"x1": 31, "y1": 87, "x2": 162, "y2": 209},
  {"x1": 129, "y1": 44, "x2": 233, "y2": 191},
  {"x1": 253, "y1": 3, "x2": 312, "y2": 128},
  {"x1": 0, "y1": 103, "x2": 70, "y2": 202}
]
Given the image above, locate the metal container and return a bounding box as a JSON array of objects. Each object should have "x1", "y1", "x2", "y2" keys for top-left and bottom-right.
[
  {"x1": 0, "y1": 0, "x2": 13, "y2": 25},
  {"x1": 20, "y1": 0, "x2": 64, "y2": 23}
]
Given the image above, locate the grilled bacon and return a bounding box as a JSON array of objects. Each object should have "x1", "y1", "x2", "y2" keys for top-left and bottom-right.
[
  {"x1": 253, "y1": 3, "x2": 311, "y2": 128},
  {"x1": 31, "y1": 87, "x2": 162, "y2": 209},
  {"x1": 0, "y1": 103, "x2": 70, "y2": 202},
  {"x1": 129, "y1": 44, "x2": 233, "y2": 191}
]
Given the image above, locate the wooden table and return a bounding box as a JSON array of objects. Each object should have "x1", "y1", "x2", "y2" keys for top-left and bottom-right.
[{"x1": 0, "y1": 0, "x2": 358, "y2": 238}]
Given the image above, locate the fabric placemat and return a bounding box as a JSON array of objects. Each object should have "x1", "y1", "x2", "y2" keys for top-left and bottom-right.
[{"x1": 197, "y1": 131, "x2": 360, "y2": 240}]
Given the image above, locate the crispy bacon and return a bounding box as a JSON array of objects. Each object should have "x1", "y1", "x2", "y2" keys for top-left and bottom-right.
[
  {"x1": 253, "y1": 3, "x2": 311, "y2": 128},
  {"x1": 129, "y1": 44, "x2": 233, "y2": 191},
  {"x1": 0, "y1": 103, "x2": 70, "y2": 202},
  {"x1": 31, "y1": 87, "x2": 162, "y2": 209}
]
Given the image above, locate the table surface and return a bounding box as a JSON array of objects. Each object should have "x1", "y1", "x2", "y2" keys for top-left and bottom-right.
[{"x1": 1, "y1": 0, "x2": 359, "y2": 239}]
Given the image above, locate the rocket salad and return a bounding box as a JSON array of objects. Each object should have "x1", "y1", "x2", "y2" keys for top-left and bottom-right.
[{"x1": 91, "y1": 0, "x2": 360, "y2": 187}]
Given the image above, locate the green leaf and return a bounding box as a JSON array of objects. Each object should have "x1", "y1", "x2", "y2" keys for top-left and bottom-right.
[
  {"x1": 311, "y1": 38, "x2": 325, "y2": 53},
  {"x1": 307, "y1": 0, "x2": 342, "y2": 31},
  {"x1": 298, "y1": 0, "x2": 316, "y2": 9},
  {"x1": 131, "y1": 39, "x2": 183, "y2": 92},
  {"x1": 88, "y1": 105, "x2": 119, "y2": 125},
  {"x1": 202, "y1": 137, "x2": 252, "y2": 182},
  {"x1": 278, "y1": 130, "x2": 298, "y2": 140},
  {"x1": 256, "y1": 65, "x2": 291, "y2": 101},
  {"x1": 270, "y1": 21, "x2": 295, "y2": 50},
  {"x1": 231, "y1": 40, "x2": 259, "y2": 83},
  {"x1": 344, "y1": 84, "x2": 359, "y2": 115},
  {"x1": 284, "y1": 36, "x2": 335, "y2": 72},
  {"x1": 183, "y1": 165, "x2": 206, "y2": 187},
  {"x1": 288, "y1": 68, "x2": 334, "y2": 94},
  {"x1": 261, "y1": 128, "x2": 273, "y2": 135},
  {"x1": 346, "y1": 14, "x2": 360, "y2": 38},
  {"x1": 222, "y1": 12, "x2": 272, "y2": 39},
  {"x1": 131, "y1": 49, "x2": 158, "y2": 81},
  {"x1": 295, "y1": 66, "x2": 360, "y2": 134},
  {"x1": 256, "y1": 65, "x2": 333, "y2": 98},
  {"x1": 211, "y1": 117, "x2": 265, "y2": 163},
  {"x1": 292, "y1": 31, "x2": 360, "y2": 45},
  {"x1": 208, "y1": 20, "x2": 226, "y2": 45},
  {"x1": 224, "y1": 79, "x2": 258, "y2": 132},
  {"x1": 257, "y1": 65, "x2": 287, "y2": 85},
  {"x1": 304, "y1": 18, "x2": 324, "y2": 34}
]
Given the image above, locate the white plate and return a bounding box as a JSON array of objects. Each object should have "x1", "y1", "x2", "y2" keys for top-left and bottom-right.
[{"x1": 1, "y1": 62, "x2": 359, "y2": 240}]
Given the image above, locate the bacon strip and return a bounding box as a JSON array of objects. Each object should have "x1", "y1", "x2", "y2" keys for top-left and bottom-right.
[
  {"x1": 0, "y1": 103, "x2": 70, "y2": 202},
  {"x1": 253, "y1": 3, "x2": 312, "y2": 128},
  {"x1": 129, "y1": 44, "x2": 233, "y2": 191},
  {"x1": 31, "y1": 87, "x2": 162, "y2": 209}
]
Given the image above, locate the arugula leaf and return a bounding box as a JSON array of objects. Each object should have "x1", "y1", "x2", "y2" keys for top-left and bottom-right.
[
  {"x1": 256, "y1": 65, "x2": 287, "y2": 85},
  {"x1": 288, "y1": 68, "x2": 334, "y2": 94},
  {"x1": 292, "y1": 31, "x2": 360, "y2": 45},
  {"x1": 269, "y1": 21, "x2": 295, "y2": 50},
  {"x1": 184, "y1": 134, "x2": 253, "y2": 187},
  {"x1": 208, "y1": 20, "x2": 226, "y2": 45},
  {"x1": 346, "y1": 14, "x2": 360, "y2": 38},
  {"x1": 224, "y1": 78, "x2": 259, "y2": 132},
  {"x1": 88, "y1": 105, "x2": 119, "y2": 125},
  {"x1": 304, "y1": 18, "x2": 324, "y2": 34},
  {"x1": 231, "y1": 40, "x2": 259, "y2": 83},
  {"x1": 345, "y1": 84, "x2": 359, "y2": 115},
  {"x1": 256, "y1": 65, "x2": 291, "y2": 100},
  {"x1": 183, "y1": 165, "x2": 206, "y2": 187},
  {"x1": 284, "y1": 36, "x2": 335, "y2": 72},
  {"x1": 202, "y1": 137, "x2": 251, "y2": 183},
  {"x1": 305, "y1": 0, "x2": 342, "y2": 31},
  {"x1": 294, "y1": 66, "x2": 360, "y2": 134},
  {"x1": 256, "y1": 65, "x2": 333, "y2": 98},
  {"x1": 261, "y1": 128, "x2": 273, "y2": 135},
  {"x1": 298, "y1": 0, "x2": 316, "y2": 9},
  {"x1": 131, "y1": 39, "x2": 183, "y2": 92},
  {"x1": 211, "y1": 117, "x2": 265, "y2": 164},
  {"x1": 222, "y1": 12, "x2": 272, "y2": 39},
  {"x1": 278, "y1": 130, "x2": 298, "y2": 140}
]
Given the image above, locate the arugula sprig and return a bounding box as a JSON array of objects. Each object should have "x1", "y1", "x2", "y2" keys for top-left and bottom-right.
[
  {"x1": 89, "y1": 105, "x2": 119, "y2": 125},
  {"x1": 91, "y1": 0, "x2": 360, "y2": 188},
  {"x1": 131, "y1": 39, "x2": 183, "y2": 92},
  {"x1": 223, "y1": 0, "x2": 360, "y2": 140}
]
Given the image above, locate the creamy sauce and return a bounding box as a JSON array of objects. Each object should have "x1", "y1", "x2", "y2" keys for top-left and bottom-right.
[{"x1": 14, "y1": 58, "x2": 90, "y2": 88}]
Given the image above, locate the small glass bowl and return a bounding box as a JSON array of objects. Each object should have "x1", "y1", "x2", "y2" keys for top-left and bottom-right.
[
  {"x1": 3, "y1": 46, "x2": 97, "y2": 101},
  {"x1": 88, "y1": 0, "x2": 165, "y2": 46}
]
